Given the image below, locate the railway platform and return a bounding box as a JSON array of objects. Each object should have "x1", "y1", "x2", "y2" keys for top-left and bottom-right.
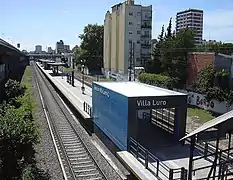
[
  {"x1": 36, "y1": 62, "x2": 92, "y2": 119},
  {"x1": 36, "y1": 62, "x2": 223, "y2": 180}
]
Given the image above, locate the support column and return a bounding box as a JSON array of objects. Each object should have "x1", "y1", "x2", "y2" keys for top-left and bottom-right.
[{"x1": 188, "y1": 136, "x2": 195, "y2": 180}]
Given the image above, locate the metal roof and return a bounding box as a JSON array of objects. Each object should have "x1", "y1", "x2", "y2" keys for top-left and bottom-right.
[
  {"x1": 0, "y1": 38, "x2": 25, "y2": 55},
  {"x1": 47, "y1": 62, "x2": 66, "y2": 66},
  {"x1": 38, "y1": 59, "x2": 55, "y2": 63},
  {"x1": 94, "y1": 81, "x2": 186, "y2": 97},
  {"x1": 180, "y1": 109, "x2": 233, "y2": 141}
]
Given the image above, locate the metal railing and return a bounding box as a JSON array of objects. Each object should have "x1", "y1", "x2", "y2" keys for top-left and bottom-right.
[
  {"x1": 83, "y1": 102, "x2": 92, "y2": 117},
  {"x1": 185, "y1": 133, "x2": 233, "y2": 164},
  {"x1": 129, "y1": 137, "x2": 188, "y2": 180}
]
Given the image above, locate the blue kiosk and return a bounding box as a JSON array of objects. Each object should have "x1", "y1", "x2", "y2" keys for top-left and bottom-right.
[{"x1": 92, "y1": 81, "x2": 188, "y2": 152}]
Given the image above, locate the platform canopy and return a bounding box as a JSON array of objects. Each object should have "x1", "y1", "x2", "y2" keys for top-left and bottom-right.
[
  {"x1": 47, "y1": 62, "x2": 66, "y2": 66},
  {"x1": 0, "y1": 38, "x2": 26, "y2": 56},
  {"x1": 95, "y1": 81, "x2": 186, "y2": 97},
  {"x1": 38, "y1": 59, "x2": 55, "y2": 63},
  {"x1": 180, "y1": 109, "x2": 233, "y2": 141}
]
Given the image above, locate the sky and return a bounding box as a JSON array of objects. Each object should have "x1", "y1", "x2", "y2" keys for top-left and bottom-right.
[{"x1": 1, "y1": 0, "x2": 233, "y2": 51}]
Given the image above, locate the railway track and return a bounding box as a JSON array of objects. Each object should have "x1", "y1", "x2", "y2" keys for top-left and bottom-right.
[{"x1": 32, "y1": 62, "x2": 107, "y2": 180}]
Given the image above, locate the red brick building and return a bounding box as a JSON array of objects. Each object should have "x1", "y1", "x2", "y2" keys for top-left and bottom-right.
[{"x1": 187, "y1": 52, "x2": 215, "y2": 86}]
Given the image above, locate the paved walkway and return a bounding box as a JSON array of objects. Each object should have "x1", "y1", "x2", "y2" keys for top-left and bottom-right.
[{"x1": 37, "y1": 62, "x2": 92, "y2": 119}]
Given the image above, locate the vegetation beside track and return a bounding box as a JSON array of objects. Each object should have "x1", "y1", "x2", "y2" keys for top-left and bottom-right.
[{"x1": 0, "y1": 66, "x2": 49, "y2": 179}]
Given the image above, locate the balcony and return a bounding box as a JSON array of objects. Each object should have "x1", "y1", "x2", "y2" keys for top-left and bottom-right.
[
  {"x1": 141, "y1": 34, "x2": 150, "y2": 38},
  {"x1": 141, "y1": 53, "x2": 151, "y2": 58},
  {"x1": 141, "y1": 24, "x2": 152, "y2": 28},
  {"x1": 141, "y1": 43, "x2": 151, "y2": 47}
]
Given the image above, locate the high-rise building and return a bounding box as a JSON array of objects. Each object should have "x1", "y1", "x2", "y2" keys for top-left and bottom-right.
[
  {"x1": 48, "y1": 47, "x2": 55, "y2": 54},
  {"x1": 56, "y1": 40, "x2": 71, "y2": 54},
  {"x1": 64, "y1": 45, "x2": 70, "y2": 52},
  {"x1": 56, "y1": 40, "x2": 64, "y2": 54},
  {"x1": 104, "y1": 0, "x2": 152, "y2": 77},
  {"x1": 176, "y1": 9, "x2": 203, "y2": 44},
  {"x1": 35, "y1": 45, "x2": 42, "y2": 53}
]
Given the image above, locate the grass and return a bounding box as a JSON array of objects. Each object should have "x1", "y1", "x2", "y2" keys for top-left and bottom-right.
[
  {"x1": 18, "y1": 66, "x2": 36, "y2": 112},
  {"x1": 21, "y1": 66, "x2": 32, "y2": 89},
  {"x1": 64, "y1": 67, "x2": 74, "y2": 72},
  {"x1": 187, "y1": 107, "x2": 215, "y2": 123},
  {"x1": 99, "y1": 77, "x2": 112, "y2": 82}
]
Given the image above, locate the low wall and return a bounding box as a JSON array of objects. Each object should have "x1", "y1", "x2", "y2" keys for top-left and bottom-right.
[
  {"x1": 74, "y1": 73, "x2": 232, "y2": 114},
  {"x1": 174, "y1": 89, "x2": 233, "y2": 114}
]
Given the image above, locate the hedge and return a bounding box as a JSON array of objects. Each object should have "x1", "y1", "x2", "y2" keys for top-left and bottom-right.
[{"x1": 138, "y1": 73, "x2": 174, "y2": 89}]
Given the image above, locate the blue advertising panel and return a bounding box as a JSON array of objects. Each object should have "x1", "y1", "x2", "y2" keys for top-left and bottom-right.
[{"x1": 92, "y1": 83, "x2": 128, "y2": 150}]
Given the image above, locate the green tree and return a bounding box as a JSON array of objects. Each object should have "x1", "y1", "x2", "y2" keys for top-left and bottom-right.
[
  {"x1": 4, "y1": 79, "x2": 26, "y2": 106},
  {"x1": 145, "y1": 25, "x2": 164, "y2": 74},
  {"x1": 0, "y1": 107, "x2": 39, "y2": 179},
  {"x1": 78, "y1": 24, "x2": 104, "y2": 73},
  {"x1": 193, "y1": 65, "x2": 232, "y2": 102},
  {"x1": 194, "y1": 64, "x2": 215, "y2": 93},
  {"x1": 170, "y1": 28, "x2": 195, "y2": 87},
  {"x1": 196, "y1": 42, "x2": 233, "y2": 55},
  {"x1": 165, "y1": 18, "x2": 172, "y2": 39},
  {"x1": 158, "y1": 25, "x2": 164, "y2": 41}
]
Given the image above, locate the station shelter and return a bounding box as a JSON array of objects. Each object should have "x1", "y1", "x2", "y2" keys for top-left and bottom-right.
[
  {"x1": 38, "y1": 59, "x2": 55, "y2": 70},
  {"x1": 47, "y1": 62, "x2": 66, "y2": 75},
  {"x1": 92, "y1": 81, "x2": 188, "y2": 152}
]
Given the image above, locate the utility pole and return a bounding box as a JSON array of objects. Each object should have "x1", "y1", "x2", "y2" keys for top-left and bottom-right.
[
  {"x1": 129, "y1": 41, "x2": 135, "y2": 81},
  {"x1": 132, "y1": 42, "x2": 135, "y2": 81}
]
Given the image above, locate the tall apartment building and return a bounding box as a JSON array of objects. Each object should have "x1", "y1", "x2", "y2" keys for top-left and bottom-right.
[
  {"x1": 35, "y1": 45, "x2": 42, "y2": 53},
  {"x1": 176, "y1": 9, "x2": 203, "y2": 44},
  {"x1": 104, "y1": 0, "x2": 152, "y2": 77},
  {"x1": 64, "y1": 45, "x2": 70, "y2": 52},
  {"x1": 56, "y1": 40, "x2": 71, "y2": 54},
  {"x1": 56, "y1": 40, "x2": 64, "y2": 54}
]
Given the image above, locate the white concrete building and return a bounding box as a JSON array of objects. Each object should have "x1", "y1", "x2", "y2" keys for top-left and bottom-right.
[
  {"x1": 176, "y1": 9, "x2": 203, "y2": 44},
  {"x1": 104, "y1": 0, "x2": 152, "y2": 80},
  {"x1": 35, "y1": 45, "x2": 42, "y2": 54}
]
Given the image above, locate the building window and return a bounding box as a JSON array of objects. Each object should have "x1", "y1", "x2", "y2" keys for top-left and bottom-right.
[
  {"x1": 137, "y1": 12, "x2": 141, "y2": 16},
  {"x1": 129, "y1": 31, "x2": 133, "y2": 34},
  {"x1": 129, "y1": 22, "x2": 133, "y2": 25},
  {"x1": 136, "y1": 58, "x2": 140, "y2": 61},
  {"x1": 137, "y1": 30, "x2": 140, "y2": 34},
  {"x1": 137, "y1": 40, "x2": 140, "y2": 44},
  {"x1": 129, "y1": 12, "x2": 133, "y2": 16},
  {"x1": 129, "y1": 40, "x2": 132, "y2": 43}
]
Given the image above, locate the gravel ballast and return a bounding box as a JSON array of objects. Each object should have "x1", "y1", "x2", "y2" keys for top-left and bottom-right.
[
  {"x1": 36, "y1": 63, "x2": 126, "y2": 179},
  {"x1": 31, "y1": 64, "x2": 64, "y2": 180}
]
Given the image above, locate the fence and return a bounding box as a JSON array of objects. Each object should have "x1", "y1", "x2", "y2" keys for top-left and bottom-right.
[
  {"x1": 185, "y1": 135, "x2": 233, "y2": 168},
  {"x1": 129, "y1": 137, "x2": 188, "y2": 180},
  {"x1": 83, "y1": 102, "x2": 92, "y2": 117}
]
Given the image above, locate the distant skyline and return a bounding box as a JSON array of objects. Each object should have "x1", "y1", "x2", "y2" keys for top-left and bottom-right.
[{"x1": 1, "y1": 0, "x2": 233, "y2": 51}]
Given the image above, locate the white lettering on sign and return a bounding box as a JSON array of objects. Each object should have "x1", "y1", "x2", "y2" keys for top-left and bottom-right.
[
  {"x1": 137, "y1": 100, "x2": 151, "y2": 107},
  {"x1": 93, "y1": 85, "x2": 110, "y2": 98},
  {"x1": 136, "y1": 100, "x2": 167, "y2": 107},
  {"x1": 152, "y1": 100, "x2": 167, "y2": 106}
]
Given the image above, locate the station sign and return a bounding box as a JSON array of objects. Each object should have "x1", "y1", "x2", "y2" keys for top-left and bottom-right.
[
  {"x1": 93, "y1": 85, "x2": 110, "y2": 98},
  {"x1": 136, "y1": 99, "x2": 167, "y2": 107}
]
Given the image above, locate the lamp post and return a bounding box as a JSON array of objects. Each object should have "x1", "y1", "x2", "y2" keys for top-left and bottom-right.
[
  {"x1": 71, "y1": 55, "x2": 74, "y2": 86},
  {"x1": 80, "y1": 59, "x2": 86, "y2": 94},
  {"x1": 81, "y1": 64, "x2": 85, "y2": 94}
]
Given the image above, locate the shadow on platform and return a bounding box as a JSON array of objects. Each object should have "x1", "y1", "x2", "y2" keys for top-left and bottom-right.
[
  {"x1": 48, "y1": 72, "x2": 65, "y2": 77},
  {"x1": 136, "y1": 119, "x2": 201, "y2": 161}
]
